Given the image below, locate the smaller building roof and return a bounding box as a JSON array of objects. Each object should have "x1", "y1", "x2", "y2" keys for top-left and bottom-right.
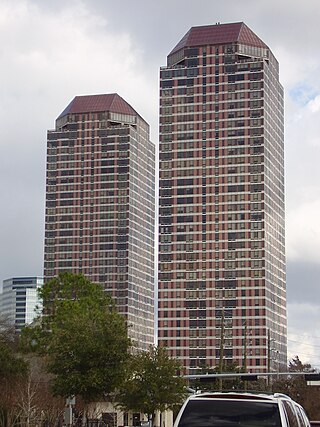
[
  {"x1": 57, "y1": 93, "x2": 139, "y2": 120},
  {"x1": 169, "y1": 22, "x2": 267, "y2": 56}
]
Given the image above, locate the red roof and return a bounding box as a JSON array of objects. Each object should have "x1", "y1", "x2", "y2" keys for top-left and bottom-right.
[
  {"x1": 57, "y1": 93, "x2": 139, "y2": 119},
  {"x1": 169, "y1": 22, "x2": 267, "y2": 55}
]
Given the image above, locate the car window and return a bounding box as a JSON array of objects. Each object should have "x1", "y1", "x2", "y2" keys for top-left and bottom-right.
[{"x1": 177, "y1": 400, "x2": 282, "y2": 427}]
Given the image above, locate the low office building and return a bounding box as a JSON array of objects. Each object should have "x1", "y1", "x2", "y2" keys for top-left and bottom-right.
[{"x1": 0, "y1": 276, "x2": 43, "y2": 332}]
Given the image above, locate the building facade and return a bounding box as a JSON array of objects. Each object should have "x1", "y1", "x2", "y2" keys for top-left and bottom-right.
[
  {"x1": 158, "y1": 23, "x2": 286, "y2": 373},
  {"x1": 0, "y1": 277, "x2": 43, "y2": 332},
  {"x1": 44, "y1": 94, "x2": 155, "y2": 350}
]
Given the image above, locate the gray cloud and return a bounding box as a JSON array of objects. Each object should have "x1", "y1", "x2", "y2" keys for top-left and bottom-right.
[
  {"x1": 286, "y1": 260, "x2": 320, "y2": 366},
  {"x1": 287, "y1": 261, "x2": 320, "y2": 304}
]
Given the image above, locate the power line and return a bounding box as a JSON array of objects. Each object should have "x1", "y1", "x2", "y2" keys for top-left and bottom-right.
[
  {"x1": 185, "y1": 372, "x2": 320, "y2": 380},
  {"x1": 288, "y1": 333, "x2": 320, "y2": 341},
  {"x1": 288, "y1": 339, "x2": 320, "y2": 349},
  {"x1": 288, "y1": 348, "x2": 317, "y2": 355},
  {"x1": 287, "y1": 350, "x2": 319, "y2": 359}
]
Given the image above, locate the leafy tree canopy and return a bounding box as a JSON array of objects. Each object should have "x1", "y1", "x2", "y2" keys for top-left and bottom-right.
[
  {"x1": 117, "y1": 346, "x2": 187, "y2": 423},
  {"x1": 0, "y1": 315, "x2": 28, "y2": 381},
  {"x1": 21, "y1": 272, "x2": 131, "y2": 402},
  {"x1": 272, "y1": 356, "x2": 320, "y2": 420},
  {"x1": 288, "y1": 355, "x2": 315, "y2": 373}
]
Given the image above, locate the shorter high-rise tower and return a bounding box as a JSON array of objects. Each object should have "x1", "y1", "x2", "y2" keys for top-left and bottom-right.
[{"x1": 44, "y1": 94, "x2": 155, "y2": 350}]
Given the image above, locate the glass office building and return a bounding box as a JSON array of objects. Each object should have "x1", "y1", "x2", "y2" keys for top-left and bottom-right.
[{"x1": 0, "y1": 277, "x2": 43, "y2": 332}]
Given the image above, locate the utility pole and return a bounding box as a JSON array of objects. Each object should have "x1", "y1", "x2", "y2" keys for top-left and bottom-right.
[
  {"x1": 64, "y1": 396, "x2": 75, "y2": 427},
  {"x1": 243, "y1": 321, "x2": 247, "y2": 391},
  {"x1": 218, "y1": 309, "x2": 225, "y2": 391},
  {"x1": 267, "y1": 329, "x2": 271, "y2": 390},
  {"x1": 243, "y1": 321, "x2": 247, "y2": 373}
]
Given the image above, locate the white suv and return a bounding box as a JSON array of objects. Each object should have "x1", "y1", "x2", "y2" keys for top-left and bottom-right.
[{"x1": 173, "y1": 392, "x2": 311, "y2": 427}]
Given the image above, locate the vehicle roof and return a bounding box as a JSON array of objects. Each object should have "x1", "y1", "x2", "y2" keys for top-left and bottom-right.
[{"x1": 189, "y1": 392, "x2": 292, "y2": 402}]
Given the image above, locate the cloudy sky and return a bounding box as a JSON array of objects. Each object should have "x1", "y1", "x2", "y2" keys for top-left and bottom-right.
[{"x1": 1, "y1": 0, "x2": 320, "y2": 367}]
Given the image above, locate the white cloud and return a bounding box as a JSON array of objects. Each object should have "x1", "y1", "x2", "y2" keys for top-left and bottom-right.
[
  {"x1": 285, "y1": 88, "x2": 320, "y2": 263},
  {"x1": 287, "y1": 302, "x2": 320, "y2": 368},
  {"x1": 0, "y1": 0, "x2": 158, "y2": 280},
  {"x1": 0, "y1": 0, "x2": 157, "y2": 127},
  {"x1": 286, "y1": 199, "x2": 320, "y2": 262},
  {"x1": 308, "y1": 95, "x2": 320, "y2": 114}
]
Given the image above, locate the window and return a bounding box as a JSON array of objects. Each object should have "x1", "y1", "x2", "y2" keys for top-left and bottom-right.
[{"x1": 177, "y1": 401, "x2": 282, "y2": 427}]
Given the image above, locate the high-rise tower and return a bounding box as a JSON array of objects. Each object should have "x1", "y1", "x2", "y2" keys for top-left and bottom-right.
[
  {"x1": 44, "y1": 94, "x2": 155, "y2": 350},
  {"x1": 158, "y1": 23, "x2": 286, "y2": 373}
]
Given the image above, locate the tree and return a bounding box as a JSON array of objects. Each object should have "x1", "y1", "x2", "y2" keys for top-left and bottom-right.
[
  {"x1": 117, "y1": 346, "x2": 187, "y2": 425},
  {"x1": 272, "y1": 356, "x2": 320, "y2": 420},
  {"x1": 0, "y1": 315, "x2": 28, "y2": 380},
  {"x1": 288, "y1": 355, "x2": 315, "y2": 373},
  {"x1": 21, "y1": 272, "x2": 131, "y2": 402},
  {"x1": 16, "y1": 357, "x2": 66, "y2": 427},
  {"x1": 0, "y1": 315, "x2": 29, "y2": 426},
  {"x1": 0, "y1": 341, "x2": 28, "y2": 380}
]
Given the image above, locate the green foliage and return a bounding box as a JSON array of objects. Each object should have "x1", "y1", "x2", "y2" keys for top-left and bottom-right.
[
  {"x1": 0, "y1": 344, "x2": 28, "y2": 380},
  {"x1": 117, "y1": 346, "x2": 187, "y2": 420},
  {"x1": 0, "y1": 315, "x2": 28, "y2": 381},
  {"x1": 21, "y1": 272, "x2": 131, "y2": 402}
]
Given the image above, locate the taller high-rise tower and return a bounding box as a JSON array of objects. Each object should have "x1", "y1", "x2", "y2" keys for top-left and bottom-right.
[
  {"x1": 158, "y1": 23, "x2": 286, "y2": 373},
  {"x1": 44, "y1": 94, "x2": 155, "y2": 350}
]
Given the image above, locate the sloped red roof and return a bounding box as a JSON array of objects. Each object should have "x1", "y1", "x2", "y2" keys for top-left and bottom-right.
[
  {"x1": 57, "y1": 93, "x2": 139, "y2": 119},
  {"x1": 169, "y1": 22, "x2": 267, "y2": 55}
]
